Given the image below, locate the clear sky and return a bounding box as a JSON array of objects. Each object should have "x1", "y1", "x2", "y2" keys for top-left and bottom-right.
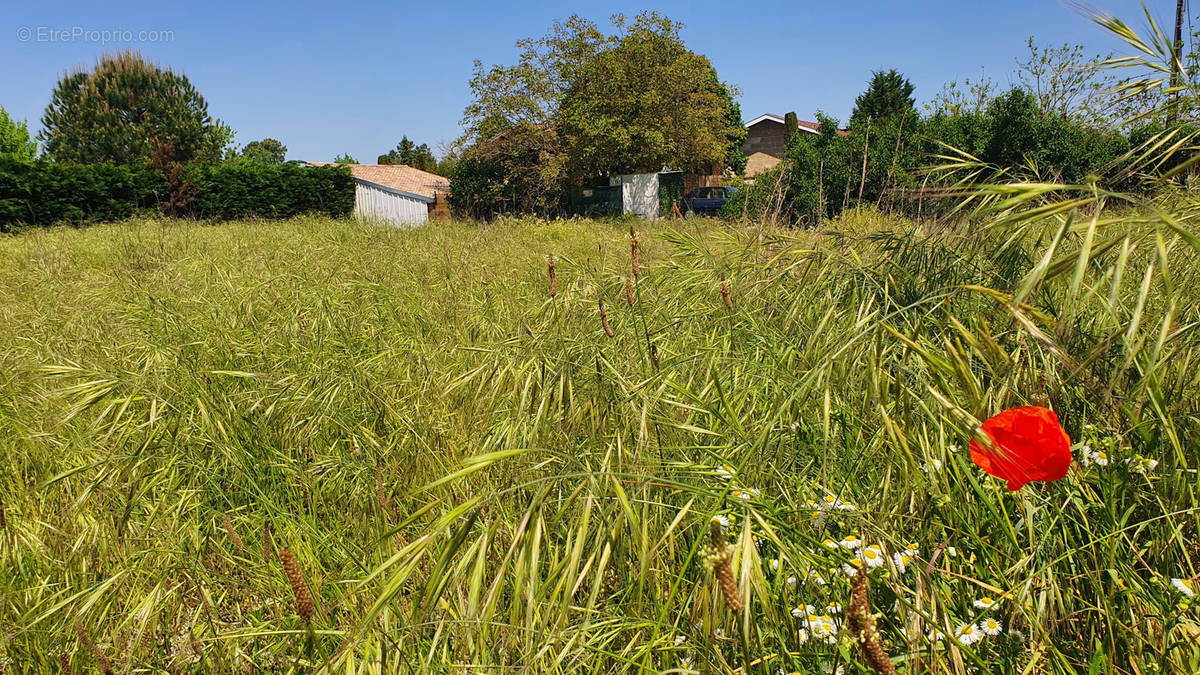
[{"x1": 0, "y1": 0, "x2": 1177, "y2": 162}]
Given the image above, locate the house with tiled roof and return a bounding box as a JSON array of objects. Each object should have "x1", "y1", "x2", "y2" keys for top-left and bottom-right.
[
  {"x1": 742, "y1": 113, "x2": 846, "y2": 178},
  {"x1": 305, "y1": 162, "x2": 450, "y2": 226}
]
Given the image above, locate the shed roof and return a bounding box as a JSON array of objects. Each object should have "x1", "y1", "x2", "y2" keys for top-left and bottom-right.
[{"x1": 306, "y1": 162, "x2": 450, "y2": 200}]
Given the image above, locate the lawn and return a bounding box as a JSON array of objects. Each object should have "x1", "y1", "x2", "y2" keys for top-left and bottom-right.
[{"x1": 0, "y1": 210, "x2": 1198, "y2": 673}]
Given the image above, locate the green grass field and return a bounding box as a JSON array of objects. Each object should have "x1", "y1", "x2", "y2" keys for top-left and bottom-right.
[{"x1": 1, "y1": 209, "x2": 1198, "y2": 673}]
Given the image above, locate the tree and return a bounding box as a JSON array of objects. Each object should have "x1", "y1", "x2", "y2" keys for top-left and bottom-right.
[
  {"x1": 0, "y1": 107, "x2": 37, "y2": 161},
  {"x1": 40, "y1": 49, "x2": 231, "y2": 165},
  {"x1": 378, "y1": 136, "x2": 437, "y2": 172},
  {"x1": 239, "y1": 138, "x2": 287, "y2": 164},
  {"x1": 333, "y1": 153, "x2": 359, "y2": 164},
  {"x1": 851, "y1": 69, "x2": 915, "y2": 124},
  {"x1": 1014, "y1": 38, "x2": 1118, "y2": 127},
  {"x1": 557, "y1": 13, "x2": 744, "y2": 181}
]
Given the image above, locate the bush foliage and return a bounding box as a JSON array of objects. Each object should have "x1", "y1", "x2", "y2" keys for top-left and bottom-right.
[{"x1": 0, "y1": 160, "x2": 353, "y2": 230}]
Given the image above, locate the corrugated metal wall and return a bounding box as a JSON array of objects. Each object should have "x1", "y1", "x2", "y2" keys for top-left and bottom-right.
[
  {"x1": 354, "y1": 182, "x2": 429, "y2": 227},
  {"x1": 611, "y1": 173, "x2": 660, "y2": 219}
]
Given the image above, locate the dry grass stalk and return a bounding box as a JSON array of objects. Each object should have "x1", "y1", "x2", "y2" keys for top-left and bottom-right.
[
  {"x1": 222, "y1": 513, "x2": 243, "y2": 550},
  {"x1": 707, "y1": 519, "x2": 742, "y2": 611},
  {"x1": 0, "y1": 495, "x2": 6, "y2": 529},
  {"x1": 277, "y1": 548, "x2": 315, "y2": 623},
  {"x1": 720, "y1": 281, "x2": 733, "y2": 309},
  {"x1": 547, "y1": 256, "x2": 557, "y2": 297},
  {"x1": 630, "y1": 229, "x2": 640, "y2": 278},
  {"x1": 847, "y1": 573, "x2": 897, "y2": 675},
  {"x1": 74, "y1": 625, "x2": 114, "y2": 675},
  {"x1": 624, "y1": 278, "x2": 635, "y2": 306},
  {"x1": 262, "y1": 523, "x2": 272, "y2": 564},
  {"x1": 599, "y1": 300, "x2": 614, "y2": 338}
]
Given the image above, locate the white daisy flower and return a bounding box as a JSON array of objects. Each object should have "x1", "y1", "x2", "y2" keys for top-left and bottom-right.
[
  {"x1": 955, "y1": 622, "x2": 982, "y2": 645},
  {"x1": 859, "y1": 545, "x2": 885, "y2": 568},
  {"x1": 786, "y1": 574, "x2": 798, "y2": 588},
  {"x1": 1093, "y1": 450, "x2": 1109, "y2": 466},
  {"x1": 732, "y1": 488, "x2": 759, "y2": 501},
  {"x1": 921, "y1": 459, "x2": 943, "y2": 473},
  {"x1": 711, "y1": 514, "x2": 731, "y2": 532},
  {"x1": 790, "y1": 421, "x2": 800, "y2": 432},
  {"x1": 1125, "y1": 456, "x2": 1159, "y2": 474},
  {"x1": 979, "y1": 618, "x2": 1002, "y2": 636},
  {"x1": 792, "y1": 604, "x2": 817, "y2": 618},
  {"x1": 972, "y1": 596, "x2": 998, "y2": 611},
  {"x1": 821, "y1": 538, "x2": 839, "y2": 550},
  {"x1": 820, "y1": 662, "x2": 845, "y2": 675},
  {"x1": 838, "y1": 534, "x2": 862, "y2": 550},
  {"x1": 820, "y1": 494, "x2": 840, "y2": 509},
  {"x1": 680, "y1": 655, "x2": 694, "y2": 670},
  {"x1": 796, "y1": 628, "x2": 809, "y2": 644},
  {"x1": 1171, "y1": 578, "x2": 1197, "y2": 598},
  {"x1": 927, "y1": 629, "x2": 946, "y2": 642},
  {"x1": 842, "y1": 559, "x2": 864, "y2": 577},
  {"x1": 825, "y1": 602, "x2": 842, "y2": 614},
  {"x1": 808, "y1": 571, "x2": 827, "y2": 586},
  {"x1": 769, "y1": 557, "x2": 781, "y2": 572},
  {"x1": 947, "y1": 444, "x2": 959, "y2": 453},
  {"x1": 893, "y1": 552, "x2": 913, "y2": 574},
  {"x1": 674, "y1": 634, "x2": 687, "y2": 646},
  {"x1": 1078, "y1": 444, "x2": 1093, "y2": 466},
  {"x1": 946, "y1": 546, "x2": 958, "y2": 558},
  {"x1": 715, "y1": 464, "x2": 737, "y2": 480}
]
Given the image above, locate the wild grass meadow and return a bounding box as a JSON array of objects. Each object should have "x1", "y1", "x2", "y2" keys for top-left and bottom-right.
[{"x1": 1, "y1": 201, "x2": 1198, "y2": 673}]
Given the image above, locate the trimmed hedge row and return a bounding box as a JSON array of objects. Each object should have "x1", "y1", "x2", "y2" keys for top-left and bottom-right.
[{"x1": 0, "y1": 159, "x2": 355, "y2": 231}]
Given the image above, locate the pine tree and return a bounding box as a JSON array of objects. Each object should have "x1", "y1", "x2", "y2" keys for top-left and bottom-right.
[{"x1": 851, "y1": 69, "x2": 916, "y2": 124}]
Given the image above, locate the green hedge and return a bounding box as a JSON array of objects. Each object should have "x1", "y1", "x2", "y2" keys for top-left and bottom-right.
[
  {"x1": 187, "y1": 163, "x2": 354, "y2": 220},
  {"x1": 0, "y1": 160, "x2": 354, "y2": 231},
  {"x1": 0, "y1": 158, "x2": 168, "y2": 230}
]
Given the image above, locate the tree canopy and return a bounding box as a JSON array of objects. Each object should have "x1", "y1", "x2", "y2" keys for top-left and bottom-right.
[
  {"x1": 851, "y1": 69, "x2": 916, "y2": 124},
  {"x1": 378, "y1": 136, "x2": 437, "y2": 172},
  {"x1": 39, "y1": 49, "x2": 231, "y2": 165},
  {"x1": 0, "y1": 107, "x2": 37, "y2": 161},
  {"x1": 238, "y1": 138, "x2": 287, "y2": 164}
]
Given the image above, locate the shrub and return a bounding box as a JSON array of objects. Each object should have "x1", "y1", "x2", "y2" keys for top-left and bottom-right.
[
  {"x1": 0, "y1": 158, "x2": 167, "y2": 231},
  {"x1": 0, "y1": 160, "x2": 353, "y2": 230}
]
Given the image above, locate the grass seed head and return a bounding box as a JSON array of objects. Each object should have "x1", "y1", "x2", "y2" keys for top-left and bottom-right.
[
  {"x1": 222, "y1": 513, "x2": 243, "y2": 550},
  {"x1": 278, "y1": 548, "x2": 315, "y2": 623},
  {"x1": 599, "y1": 299, "x2": 614, "y2": 338},
  {"x1": 262, "y1": 522, "x2": 272, "y2": 564},
  {"x1": 721, "y1": 281, "x2": 733, "y2": 309},
  {"x1": 547, "y1": 256, "x2": 557, "y2": 297},
  {"x1": 74, "y1": 625, "x2": 113, "y2": 675},
  {"x1": 707, "y1": 518, "x2": 743, "y2": 612},
  {"x1": 624, "y1": 278, "x2": 635, "y2": 306},
  {"x1": 847, "y1": 573, "x2": 896, "y2": 675}
]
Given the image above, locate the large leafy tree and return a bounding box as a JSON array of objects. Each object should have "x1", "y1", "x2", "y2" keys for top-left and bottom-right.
[
  {"x1": 40, "y1": 49, "x2": 231, "y2": 165},
  {"x1": 1, "y1": 107, "x2": 37, "y2": 161},
  {"x1": 378, "y1": 136, "x2": 437, "y2": 172},
  {"x1": 452, "y1": 13, "x2": 744, "y2": 217},
  {"x1": 557, "y1": 13, "x2": 745, "y2": 181},
  {"x1": 239, "y1": 138, "x2": 287, "y2": 164}
]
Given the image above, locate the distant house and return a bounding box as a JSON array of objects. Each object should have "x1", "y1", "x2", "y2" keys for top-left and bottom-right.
[
  {"x1": 742, "y1": 113, "x2": 844, "y2": 178},
  {"x1": 306, "y1": 162, "x2": 450, "y2": 226}
]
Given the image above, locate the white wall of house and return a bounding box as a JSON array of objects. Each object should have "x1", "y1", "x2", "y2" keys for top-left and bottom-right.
[
  {"x1": 353, "y1": 180, "x2": 431, "y2": 227},
  {"x1": 611, "y1": 173, "x2": 660, "y2": 219}
]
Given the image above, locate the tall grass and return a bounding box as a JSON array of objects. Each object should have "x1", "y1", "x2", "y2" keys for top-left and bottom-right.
[{"x1": 0, "y1": 198, "x2": 1196, "y2": 672}]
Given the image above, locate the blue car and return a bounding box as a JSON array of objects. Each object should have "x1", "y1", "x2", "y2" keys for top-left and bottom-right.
[{"x1": 682, "y1": 186, "x2": 737, "y2": 217}]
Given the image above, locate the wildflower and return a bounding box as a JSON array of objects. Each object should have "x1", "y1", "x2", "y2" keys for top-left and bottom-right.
[
  {"x1": 969, "y1": 406, "x2": 1072, "y2": 491},
  {"x1": 972, "y1": 596, "x2": 998, "y2": 611},
  {"x1": 796, "y1": 628, "x2": 809, "y2": 644},
  {"x1": 892, "y1": 552, "x2": 913, "y2": 574},
  {"x1": 979, "y1": 618, "x2": 1003, "y2": 636},
  {"x1": 769, "y1": 557, "x2": 781, "y2": 572},
  {"x1": 821, "y1": 538, "x2": 839, "y2": 550},
  {"x1": 1125, "y1": 456, "x2": 1159, "y2": 474},
  {"x1": 921, "y1": 459, "x2": 943, "y2": 473},
  {"x1": 839, "y1": 534, "x2": 862, "y2": 550},
  {"x1": 790, "y1": 421, "x2": 800, "y2": 432},
  {"x1": 711, "y1": 514, "x2": 731, "y2": 532},
  {"x1": 836, "y1": 501, "x2": 857, "y2": 511},
  {"x1": 927, "y1": 629, "x2": 946, "y2": 642},
  {"x1": 955, "y1": 622, "x2": 982, "y2": 645},
  {"x1": 674, "y1": 635, "x2": 687, "y2": 646},
  {"x1": 808, "y1": 571, "x2": 827, "y2": 586},
  {"x1": 843, "y1": 558, "x2": 865, "y2": 578},
  {"x1": 807, "y1": 614, "x2": 838, "y2": 643},
  {"x1": 946, "y1": 546, "x2": 958, "y2": 558},
  {"x1": 1093, "y1": 450, "x2": 1109, "y2": 466},
  {"x1": 819, "y1": 662, "x2": 845, "y2": 675},
  {"x1": 715, "y1": 464, "x2": 737, "y2": 480},
  {"x1": 947, "y1": 444, "x2": 959, "y2": 453},
  {"x1": 825, "y1": 602, "x2": 842, "y2": 614},
  {"x1": 1080, "y1": 445, "x2": 1110, "y2": 467},
  {"x1": 786, "y1": 575, "x2": 798, "y2": 588},
  {"x1": 792, "y1": 604, "x2": 817, "y2": 618},
  {"x1": 680, "y1": 656, "x2": 694, "y2": 670},
  {"x1": 821, "y1": 495, "x2": 840, "y2": 510},
  {"x1": 732, "y1": 488, "x2": 760, "y2": 501},
  {"x1": 859, "y1": 545, "x2": 885, "y2": 568},
  {"x1": 1171, "y1": 578, "x2": 1197, "y2": 598}
]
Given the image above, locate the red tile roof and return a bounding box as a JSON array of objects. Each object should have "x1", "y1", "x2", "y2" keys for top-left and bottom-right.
[{"x1": 307, "y1": 162, "x2": 450, "y2": 199}]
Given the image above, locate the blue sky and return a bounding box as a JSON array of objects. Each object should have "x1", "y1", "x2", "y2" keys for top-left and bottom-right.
[{"x1": 0, "y1": 0, "x2": 1173, "y2": 162}]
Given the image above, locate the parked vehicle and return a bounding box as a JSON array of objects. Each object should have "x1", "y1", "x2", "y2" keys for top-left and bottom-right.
[{"x1": 682, "y1": 186, "x2": 737, "y2": 217}]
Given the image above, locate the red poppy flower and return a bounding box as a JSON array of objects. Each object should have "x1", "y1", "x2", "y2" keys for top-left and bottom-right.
[{"x1": 969, "y1": 406, "x2": 1072, "y2": 491}]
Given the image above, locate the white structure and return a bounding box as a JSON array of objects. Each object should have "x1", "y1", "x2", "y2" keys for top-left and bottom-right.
[
  {"x1": 611, "y1": 172, "x2": 661, "y2": 219},
  {"x1": 305, "y1": 162, "x2": 450, "y2": 227},
  {"x1": 353, "y1": 179, "x2": 433, "y2": 226}
]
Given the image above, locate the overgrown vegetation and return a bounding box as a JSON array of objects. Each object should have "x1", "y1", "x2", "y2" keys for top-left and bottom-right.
[{"x1": 0, "y1": 160, "x2": 353, "y2": 229}]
